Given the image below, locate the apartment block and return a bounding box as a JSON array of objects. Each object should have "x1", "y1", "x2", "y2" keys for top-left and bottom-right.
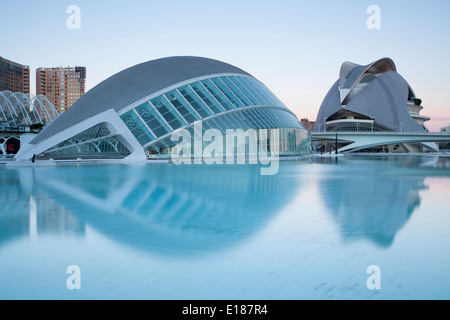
[
  {"x1": 0, "y1": 56, "x2": 30, "y2": 94},
  {"x1": 36, "y1": 66, "x2": 86, "y2": 113}
]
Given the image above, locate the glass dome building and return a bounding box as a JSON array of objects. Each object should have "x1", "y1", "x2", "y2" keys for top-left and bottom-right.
[{"x1": 16, "y1": 56, "x2": 310, "y2": 161}]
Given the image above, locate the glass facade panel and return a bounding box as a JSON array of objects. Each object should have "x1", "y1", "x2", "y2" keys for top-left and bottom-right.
[
  {"x1": 40, "y1": 123, "x2": 132, "y2": 160},
  {"x1": 200, "y1": 79, "x2": 235, "y2": 111},
  {"x1": 177, "y1": 85, "x2": 212, "y2": 118},
  {"x1": 164, "y1": 90, "x2": 200, "y2": 123},
  {"x1": 210, "y1": 77, "x2": 244, "y2": 109},
  {"x1": 121, "y1": 110, "x2": 154, "y2": 145},
  {"x1": 251, "y1": 80, "x2": 284, "y2": 107},
  {"x1": 237, "y1": 76, "x2": 266, "y2": 105},
  {"x1": 145, "y1": 107, "x2": 310, "y2": 158},
  {"x1": 239, "y1": 77, "x2": 268, "y2": 106},
  {"x1": 119, "y1": 75, "x2": 298, "y2": 152},
  {"x1": 220, "y1": 76, "x2": 252, "y2": 106},
  {"x1": 229, "y1": 76, "x2": 261, "y2": 105},
  {"x1": 189, "y1": 82, "x2": 224, "y2": 114},
  {"x1": 41, "y1": 137, "x2": 131, "y2": 160},
  {"x1": 135, "y1": 102, "x2": 170, "y2": 138},
  {"x1": 150, "y1": 96, "x2": 186, "y2": 130}
]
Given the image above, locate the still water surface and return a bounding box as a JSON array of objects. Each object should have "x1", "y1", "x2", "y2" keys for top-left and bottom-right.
[{"x1": 0, "y1": 156, "x2": 449, "y2": 299}]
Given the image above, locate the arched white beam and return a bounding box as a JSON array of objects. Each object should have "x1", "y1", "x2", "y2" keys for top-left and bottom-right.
[
  {"x1": 339, "y1": 58, "x2": 397, "y2": 104},
  {"x1": 14, "y1": 92, "x2": 40, "y2": 124},
  {"x1": 0, "y1": 95, "x2": 9, "y2": 123},
  {"x1": 3, "y1": 91, "x2": 32, "y2": 126},
  {"x1": 0, "y1": 91, "x2": 19, "y2": 126},
  {"x1": 15, "y1": 109, "x2": 147, "y2": 161},
  {"x1": 30, "y1": 96, "x2": 49, "y2": 124},
  {"x1": 34, "y1": 95, "x2": 58, "y2": 121}
]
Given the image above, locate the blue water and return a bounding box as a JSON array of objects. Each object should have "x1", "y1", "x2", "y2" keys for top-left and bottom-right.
[{"x1": 0, "y1": 156, "x2": 450, "y2": 300}]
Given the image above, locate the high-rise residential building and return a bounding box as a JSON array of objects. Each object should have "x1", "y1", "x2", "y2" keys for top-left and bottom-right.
[
  {"x1": 36, "y1": 66, "x2": 86, "y2": 113},
  {"x1": 0, "y1": 56, "x2": 30, "y2": 94}
]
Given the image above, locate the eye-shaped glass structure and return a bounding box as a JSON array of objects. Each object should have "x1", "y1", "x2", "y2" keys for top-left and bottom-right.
[{"x1": 15, "y1": 56, "x2": 311, "y2": 161}]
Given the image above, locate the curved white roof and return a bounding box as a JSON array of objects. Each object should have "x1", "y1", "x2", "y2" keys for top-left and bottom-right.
[
  {"x1": 315, "y1": 58, "x2": 426, "y2": 133},
  {"x1": 31, "y1": 56, "x2": 253, "y2": 144}
]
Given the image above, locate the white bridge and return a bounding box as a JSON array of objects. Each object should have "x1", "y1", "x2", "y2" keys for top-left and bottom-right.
[{"x1": 311, "y1": 131, "x2": 450, "y2": 152}]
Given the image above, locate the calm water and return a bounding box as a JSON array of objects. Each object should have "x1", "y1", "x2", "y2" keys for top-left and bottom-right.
[{"x1": 0, "y1": 156, "x2": 450, "y2": 300}]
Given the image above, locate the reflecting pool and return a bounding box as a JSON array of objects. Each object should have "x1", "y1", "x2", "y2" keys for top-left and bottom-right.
[{"x1": 0, "y1": 156, "x2": 450, "y2": 299}]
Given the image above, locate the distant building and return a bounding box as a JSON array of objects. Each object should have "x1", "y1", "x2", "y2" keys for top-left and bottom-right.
[
  {"x1": 300, "y1": 118, "x2": 315, "y2": 131},
  {"x1": 36, "y1": 66, "x2": 86, "y2": 113},
  {"x1": 314, "y1": 57, "x2": 437, "y2": 153},
  {"x1": 440, "y1": 126, "x2": 450, "y2": 150},
  {"x1": 0, "y1": 56, "x2": 30, "y2": 94}
]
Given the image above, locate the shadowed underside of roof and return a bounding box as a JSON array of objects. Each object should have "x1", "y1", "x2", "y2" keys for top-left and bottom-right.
[{"x1": 339, "y1": 57, "x2": 396, "y2": 90}]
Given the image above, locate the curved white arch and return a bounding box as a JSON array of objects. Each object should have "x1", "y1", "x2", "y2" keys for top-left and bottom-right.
[
  {"x1": 13, "y1": 92, "x2": 41, "y2": 125},
  {"x1": 340, "y1": 58, "x2": 397, "y2": 104},
  {"x1": 0, "y1": 93, "x2": 10, "y2": 124},
  {"x1": 31, "y1": 96, "x2": 51, "y2": 124},
  {"x1": 0, "y1": 91, "x2": 19, "y2": 125},
  {"x1": 0, "y1": 91, "x2": 59, "y2": 127},
  {"x1": 2, "y1": 91, "x2": 33, "y2": 126},
  {"x1": 2, "y1": 91, "x2": 26, "y2": 124},
  {"x1": 31, "y1": 95, "x2": 58, "y2": 124}
]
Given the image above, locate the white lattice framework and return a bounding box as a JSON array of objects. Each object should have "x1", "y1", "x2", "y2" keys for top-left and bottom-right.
[
  {"x1": 0, "y1": 133, "x2": 20, "y2": 155},
  {"x1": 0, "y1": 91, "x2": 59, "y2": 127}
]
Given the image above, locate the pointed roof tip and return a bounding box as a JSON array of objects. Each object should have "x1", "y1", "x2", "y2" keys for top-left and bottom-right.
[
  {"x1": 339, "y1": 57, "x2": 397, "y2": 91},
  {"x1": 367, "y1": 57, "x2": 397, "y2": 73},
  {"x1": 340, "y1": 57, "x2": 396, "y2": 78}
]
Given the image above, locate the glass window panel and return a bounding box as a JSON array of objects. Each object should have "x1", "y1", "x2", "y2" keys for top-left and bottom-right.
[
  {"x1": 230, "y1": 76, "x2": 262, "y2": 105},
  {"x1": 239, "y1": 112, "x2": 253, "y2": 130},
  {"x1": 237, "y1": 77, "x2": 265, "y2": 105},
  {"x1": 136, "y1": 133, "x2": 153, "y2": 145},
  {"x1": 135, "y1": 102, "x2": 170, "y2": 137},
  {"x1": 211, "y1": 117, "x2": 226, "y2": 130},
  {"x1": 220, "y1": 76, "x2": 252, "y2": 106},
  {"x1": 200, "y1": 79, "x2": 235, "y2": 111},
  {"x1": 246, "y1": 79, "x2": 277, "y2": 106},
  {"x1": 256, "y1": 109, "x2": 273, "y2": 128},
  {"x1": 164, "y1": 90, "x2": 199, "y2": 123},
  {"x1": 253, "y1": 80, "x2": 284, "y2": 107},
  {"x1": 263, "y1": 109, "x2": 278, "y2": 127},
  {"x1": 241, "y1": 77, "x2": 269, "y2": 105},
  {"x1": 189, "y1": 82, "x2": 224, "y2": 114},
  {"x1": 229, "y1": 113, "x2": 244, "y2": 130},
  {"x1": 120, "y1": 110, "x2": 154, "y2": 145},
  {"x1": 210, "y1": 78, "x2": 244, "y2": 109},
  {"x1": 220, "y1": 114, "x2": 235, "y2": 129},
  {"x1": 150, "y1": 96, "x2": 185, "y2": 130},
  {"x1": 245, "y1": 111, "x2": 261, "y2": 128},
  {"x1": 178, "y1": 86, "x2": 212, "y2": 118}
]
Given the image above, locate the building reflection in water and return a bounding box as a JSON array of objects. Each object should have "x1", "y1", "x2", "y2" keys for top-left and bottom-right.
[
  {"x1": 317, "y1": 156, "x2": 450, "y2": 248},
  {"x1": 2, "y1": 163, "x2": 302, "y2": 255},
  {"x1": 0, "y1": 169, "x2": 85, "y2": 246},
  {"x1": 3, "y1": 156, "x2": 449, "y2": 253}
]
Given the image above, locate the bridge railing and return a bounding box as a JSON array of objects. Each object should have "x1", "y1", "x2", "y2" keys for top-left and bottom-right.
[{"x1": 312, "y1": 131, "x2": 450, "y2": 136}]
